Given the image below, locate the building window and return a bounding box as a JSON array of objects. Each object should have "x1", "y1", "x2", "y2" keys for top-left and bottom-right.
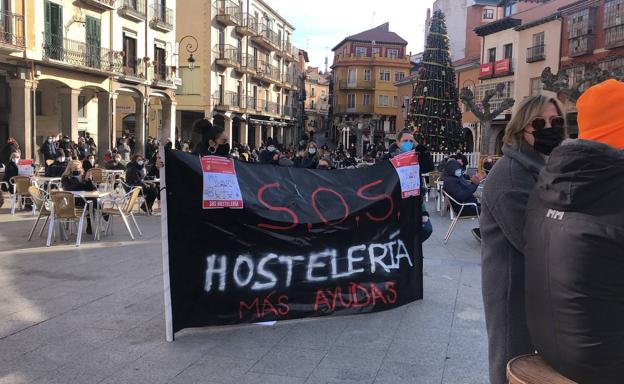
[
  {"x1": 393, "y1": 95, "x2": 398, "y2": 107},
  {"x1": 483, "y1": 8, "x2": 494, "y2": 20},
  {"x1": 154, "y1": 45, "x2": 167, "y2": 80},
  {"x1": 387, "y1": 49, "x2": 399, "y2": 58},
  {"x1": 363, "y1": 94, "x2": 371, "y2": 106},
  {"x1": 364, "y1": 69, "x2": 371, "y2": 81},
  {"x1": 395, "y1": 71, "x2": 405, "y2": 82},
  {"x1": 477, "y1": 81, "x2": 514, "y2": 111},
  {"x1": 599, "y1": 56, "x2": 624, "y2": 71},
  {"x1": 321, "y1": 90, "x2": 326, "y2": 98},
  {"x1": 402, "y1": 96, "x2": 410, "y2": 117},
  {"x1": 605, "y1": 0, "x2": 624, "y2": 28},
  {"x1": 355, "y1": 47, "x2": 368, "y2": 57},
  {"x1": 504, "y1": 3, "x2": 516, "y2": 17},
  {"x1": 122, "y1": 33, "x2": 137, "y2": 75},
  {"x1": 378, "y1": 95, "x2": 389, "y2": 106},
  {"x1": 606, "y1": 24, "x2": 624, "y2": 48},
  {"x1": 347, "y1": 94, "x2": 355, "y2": 108},
  {"x1": 311, "y1": 87, "x2": 315, "y2": 97},
  {"x1": 379, "y1": 70, "x2": 390, "y2": 81},
  {"x1": 504, "y1": 43, "x2": 513, "y2": 59},
  {"x1": 530, "y1": 78, "x2": 543, "y2": 96},
  {"x1": 348, "y1": 68, "x2": 356, "y2": 84},
  {"x1": 372, "y1": 47, "x2": 380, "y2": 56},
  {"x1": 488, "y1": 47, "x2": 496, "y2": 63},
  {"x1": 78, "y1": 96, "x2": 86, "y2": 118},
  {"x1": 566, "y1": 65, "x2": 586, "y2": 88},
  {"x1": 568, "y1": 8, "x2": 595, "y2": 39}
]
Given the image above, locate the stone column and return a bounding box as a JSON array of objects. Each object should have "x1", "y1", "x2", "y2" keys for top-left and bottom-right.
[
  {"x1": 239, "y1": 121, "x2": 248, "y2": 146},
  {"x1": 97, "y1": 92, "x2": 111, "y2": 163},
  {"x1": 8, "y1": 79, "x2": 35, "y2": 160},
  {"x1": 133, "y1": 95, "x2": 146, "y2": 156},
  {"x1": 60, "y1": 88, "x2": 80, "y2": 140},
  {"x1": 224, "y1": 116, "x2": 233, "y2": 144},
  {"x1": 268, "y1": 125, "x2": 274, "y2": 140},
  {"x1": 160, "y1": 99, "x2": 176, "y2": 145},
  {"x1": 278, "y1": 127, "x2": 284, "y2": 146},
  {"x1": 254, "y1": 124, "x2": 262, "y2": 149}
]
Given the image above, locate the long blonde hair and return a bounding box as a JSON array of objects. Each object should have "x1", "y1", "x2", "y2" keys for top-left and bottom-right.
[
  {"x1": 503, "y1": 95, "x2": 566, "y2": 148},
  {"x1": 62, "y1": 160, "x2": 84, "y2": 178}
]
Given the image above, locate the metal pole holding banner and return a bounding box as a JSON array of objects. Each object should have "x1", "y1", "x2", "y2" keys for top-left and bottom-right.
[{"x1": 159, "y1": 147, "x2": 174, "y2": 341}]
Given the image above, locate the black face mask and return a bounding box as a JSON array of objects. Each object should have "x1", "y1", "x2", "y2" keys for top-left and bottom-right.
[
  {"x1": 532, "y1": 126, "x2": 565, "y2": 156},
  {"x1": 214, "y1": 143, "x2": 230, "y2": 156}
]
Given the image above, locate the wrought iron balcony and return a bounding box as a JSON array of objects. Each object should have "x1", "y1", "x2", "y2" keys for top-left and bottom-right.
[
  {"x1": 118, "y1": 0, "x2": 146, "y2": 21},
  {"x1": 214, "y1": 44, "x2": 242, "y2": 69},
  {"x1": 265, "y1": 101, "x2": 278, "y2": 115},
  {"x1": 235, "y1": 13, "x2": 258, "y2": 36},
  {"x1": 253, "y1": 61, "x2": 281, "y2": 83},
  {"x1": 338, "y1": 80, "x2": 374, "y2": 90},
  {"x1": 213, "y1": 91, "x2": 244, "y2": 111},
  {"x1": 214, "y1": 0, "x2": 242, "y2": 26},
  {"x1": 121, "y1": 58, "x2": 147, "y2": 81},
  {"x1": 81, "y1": 0, "x2": 116, "y2": 10},
  {"x1": 569, "y1": 35, "x2": 594, "y2": 57},
  {"x1": 43, "y1": 33, "x2": 123, "y2": 73},
  {"x1": 0, "y1": 11, "x2": 25, "y2": 52},
  {"x1": 334, "y1": 104, "x2": 374, "y2": 114},
  {"x1": 526, "y1": 44, "x2": 545, "y2": 63},
  {"x1": 149, "y1": 3, "x2": 174, "y2": 32},
  {"x1": 251, "y1": 23, "x2": 281, "y2": 51}
]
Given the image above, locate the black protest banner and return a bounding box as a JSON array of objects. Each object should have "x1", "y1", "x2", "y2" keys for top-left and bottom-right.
[{"x1": 164, "y1": 149, "x2": 423, "y2": 333}]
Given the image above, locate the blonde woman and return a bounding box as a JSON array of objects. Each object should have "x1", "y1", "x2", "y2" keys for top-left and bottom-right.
[
  {"x1": 480, "y1": 94, "x2": 566, "y2": 384},
  {"x1": 61, "y1": 160, "x2": 96, "y2": 192}
]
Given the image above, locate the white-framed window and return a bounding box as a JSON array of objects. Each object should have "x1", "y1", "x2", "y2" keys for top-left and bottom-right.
[
  {"x1": 372, "y1": 47, "x2": 380, "y2": 56},
  {"x1": 363, "y1": 94, "x2": 371, "y2": 106},
  {"x1": 347, "y1": 94, "x2": 356, "y2": 108},
  {"x1": 483, "y1": 8, "x2": 494, "y2": 20},
  {"x1": 393, "y1": 95, "x2": 398, "y2": 107},
  {"x1": 530, "y1": 77, "x2": 543, "y2": 96},
  {"x1": 402, "y1": 96, "x2": 410, "y2": 117},
  {"x1": 355, "y1": 47, "x2": 368, "y2": 57},
  {"x1": 395, "y1": 71, "x2": 405, "y2": 82},
  {"x1": 379, "y1": 70, "x2": 390, "y2": 81},
  {"x1": 348, "y1": 68, "x2": 356, "y2": 84},
  {"x1": 378, "y1": 95, "x2": 389, "y2": 106},
  {"x1": 387, "y1": 48, "x2": 399, "y2": 58},
  {"x1": 364, "y1": 69, "x2": 371, "y2": 81}
]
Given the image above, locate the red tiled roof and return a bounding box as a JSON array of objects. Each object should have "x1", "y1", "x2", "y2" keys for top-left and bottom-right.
[{"x1": 332, "y1": 23, "x2": 408, "y2": 51}]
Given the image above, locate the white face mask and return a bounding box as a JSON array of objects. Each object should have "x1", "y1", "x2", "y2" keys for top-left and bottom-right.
[
  {"x1": 12, "y1": 158, "x2": 20, "y2": 163},
  {"x1": 114, "y1": 158, "x2": 121, "y2": 163},
  {"x1": 267, "y1": 145, "x2": 276, "y2": 152},
  {"x1": 89, "y1": 159, "x2": 95, "y2": 165},
  {"x1": 308, "y1": 148, "x2": 317, "y2": 155},
  {"x1": 57, "y1": 157, "x2": 65, "y2": 163},
  {"x1": 137, "y1": 160, "x2": 145, "y2": 166}
]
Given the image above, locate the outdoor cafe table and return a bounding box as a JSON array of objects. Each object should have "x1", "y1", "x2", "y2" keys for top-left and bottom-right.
[
  {"x1": 68, "y1": 191, "x2": 111, "y2": 241},
  {"x1": 31, "y1": 176, "x2": 62, "y2": 191}
]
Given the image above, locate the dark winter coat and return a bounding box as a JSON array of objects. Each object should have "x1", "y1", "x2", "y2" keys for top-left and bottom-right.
[
  {"x1": 76, "y1": 144, "x2": 91, "y2": 160},
  {"x1": 45, "y1": 161, "x2": 67, "y2": 177},
  {"x1": 384, "y1": 143, "x2": 434, "y2": 175},
  {"x1": 125, "y1": 161, "x2": 146, "y2": 187},
  {"x1": 61, "y1": 175, "x2": 96, "y2": 192},
  {"x1": 441, "y1": 160, "x2": 478, "y2": 211},
  {"x1": 294, "y1": 155, "x2": 318, "y2": 169},
  {"x1": 3, "y1": 161, "x2": 18, "y2": 184},
  {"x1": 40, "y1": 141, "x2": 57, "y2": 161},
  {"x1": 480, "y1": 141, "x2": 546, "y2": 384},
  {"x1": 104, "y1": 160, "x2": 125, "y2": 171},
  {"x1": 524, "y1": 139, "x2": 624, "y2": 384},
  {"x1": 0, "y1": 142, "x2": 19, "y2": 166},
  {"x1": 82, "y1": 159, "x2": 95, "y2": 172}
]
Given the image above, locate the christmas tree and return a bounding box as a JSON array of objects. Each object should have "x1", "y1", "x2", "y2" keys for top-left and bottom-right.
[{"x1": 407, "y1": 10, "x2": 464, "y2": 153}]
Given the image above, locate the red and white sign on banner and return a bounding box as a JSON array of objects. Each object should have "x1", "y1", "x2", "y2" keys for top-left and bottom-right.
[
  {"x1": 390, "y1": 151, "x2": 421, "y2": 199},
  {"x1": 201, "y1": 156, "x2": 244, "y2": 209},
  {"x1": 17, "y1": 159, "x2": 34, "y2": 176}
]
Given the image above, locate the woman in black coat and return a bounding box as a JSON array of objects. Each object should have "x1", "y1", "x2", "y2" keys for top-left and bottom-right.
[{"x1": 125, "y1": 154, "x2": 158, "y2": 212}]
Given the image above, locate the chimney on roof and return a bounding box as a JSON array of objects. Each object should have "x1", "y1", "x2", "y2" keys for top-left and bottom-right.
[{"x1": 380, "y1": 22, "x2": 389, "y2": 31}]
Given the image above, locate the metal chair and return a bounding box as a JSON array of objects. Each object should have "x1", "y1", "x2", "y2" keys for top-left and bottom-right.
[
  {"x1": 9, "y1": 176, "x2": 35, "y2": 215},
  {"x1": 101, "y1": 187, "x2": 143, "y2": 240},
  {"x1": 118, "y1": 180, "x2": 151, "y2": 215},
  {"x1": 442, "y1": 190, "x2": 480, "y2": 244},
  {"x1": 28, "y1": 186, "x2": 52, "y2": 241},
  {"x1": 89, "y1": 167, "x2": 106, "y2": 189},
  {"x1": 46, "y1": 191, "x2": 89, "y2": 247}
]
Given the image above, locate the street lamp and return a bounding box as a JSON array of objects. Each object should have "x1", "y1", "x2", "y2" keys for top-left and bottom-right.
[{"x1": 177, "y1": 35, "x2": 199, "y2": 71}]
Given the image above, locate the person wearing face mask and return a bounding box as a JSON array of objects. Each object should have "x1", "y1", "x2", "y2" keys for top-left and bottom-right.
[
  {"x1": 259, "y1": 138, "x2": 279, "y2": 164},
  {"x1": 523, "y1": 80, "x2": 624, "y2": 384},
  {"x1": 441, "y1": 159, "x2": 485, "y2": 238},
  {"x1": 384, "y1": 130, "x2": 434, "y2": 175},
  {"x1": 480, "y1": 94, "x2": 566, "y2": 384},
  {"x1": 125, "y1": 154, "x2": 158, "y2": 213},
  {"x1": 61, "y1": 160, "x2": 96, "y2": 234},
  {"x1": 76, "y1": 137, "x2": 90, "y2": 160},
  {"x1": 82, "y1": 155, "x2": 96, "y2": 172},
  {"x1": 192, "y1": 119, "x2": 230, "y2": 157},
  {"x1": 105, "y1": 154, "x2": 126, "y2": 171},
  {"x1": 45, "y1": 150, "x2": 68, "y2": 177},
  {"x1": 40, "y1": 136, "x2": 57, "y2": 165},
  {"x1": 2, "y1": 152, "x2": 21, "y2": 188},
  {"x1": 294, "y1": 142, "x2": 320, "y2": 169}
]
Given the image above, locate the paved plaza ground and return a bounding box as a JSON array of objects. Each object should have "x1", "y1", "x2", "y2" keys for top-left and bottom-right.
[{"x1": 0, "y1": 200, "x2": 487, "y2": 384}]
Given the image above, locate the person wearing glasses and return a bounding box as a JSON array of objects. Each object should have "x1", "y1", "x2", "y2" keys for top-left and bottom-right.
[{"x1": 480, "y1": 94, "x2": 566, "y2": 384}]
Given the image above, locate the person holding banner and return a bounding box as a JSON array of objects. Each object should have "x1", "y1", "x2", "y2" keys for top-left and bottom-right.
[{"x1": 192, "y1": 119, "x2": 230, "y2": 157}]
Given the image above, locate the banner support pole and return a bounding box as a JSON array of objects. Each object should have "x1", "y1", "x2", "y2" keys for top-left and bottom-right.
[{"x1": 159, "y1": 145, "x2": 174, "y2": 342}]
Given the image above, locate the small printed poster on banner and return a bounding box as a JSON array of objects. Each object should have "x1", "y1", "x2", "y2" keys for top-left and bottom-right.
[
  {"x1": 390, "y1": 151, "x2": 420, "y2": 199},
  {"x1": 17, "y1": 159, "x2": 34, "y2": 176},
  {"x1": 201, "y1": 156, "x2": 243, "y2": 209}
]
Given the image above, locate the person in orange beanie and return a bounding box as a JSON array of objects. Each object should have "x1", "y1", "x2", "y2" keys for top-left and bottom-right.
[
  {"x1": 577, "y1": 78, "x2": 624, "y2": 149},
  {"x1": 523, "y1": 79, "x2": 624, "y2": 384}
]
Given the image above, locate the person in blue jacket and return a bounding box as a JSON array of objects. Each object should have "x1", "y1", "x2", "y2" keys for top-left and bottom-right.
[{"x1": 442, "y1": 159, "x2": 485, "y2": 240}]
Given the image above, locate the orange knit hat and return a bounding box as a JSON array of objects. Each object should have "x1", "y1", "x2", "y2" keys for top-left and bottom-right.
[{"x1": 577, "y1": 79, "x2": 624, "y2": 150}]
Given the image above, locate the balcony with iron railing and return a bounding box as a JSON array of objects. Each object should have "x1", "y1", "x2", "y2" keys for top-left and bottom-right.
[
  {"x1": 213, "y1": 44, "x2": 241, "y2": 69},
  {"x1": 251, "y1": 23, "x2": 281, "y2": 51},
  {"x1": 213, "y1": 91, "x2": 244, "y2": 111},
  {"x1": 526, "y1": 44, "x2": 545, "y2": 63},
  {"x1": 338, "y1": 80, "x2": 374, "y2": 90},
  {"x1": 265, "y1": 101, "x2": 278, "y2": 115},
  {"x1": 121, "y1": 57, "x2": 147, "y2": 81},
  {"x1": 81, "y1": 0, "x2": 116, "y2": 10},
  {"x1": 118, "y1": 0, "x2": 147, "y2": 21},
  {"x1": 332, "y1": 52, "x2": 411, "y2": 67},
  {"x1": 334, "y1": 104, "x2": 374, "y2": 114},
  {"x1": 214, "y1": 0, "x2": 242, "y2": 26},
  {"x1": 149, "y1": 3, "x2": 174, "y2": 32},
  {"x1": 254, "y1": 61, "x2": 281, "y2": 83},
  {"x1": 569, "y1": 35, "x2": 595, "y2": 57},
  {"x1": 234, "y1": 13, "x2": 258, "y2": 36},
  {"x1": 605, "y1": 24, "x2": 624, "y2": 49},
  {"x1": 0, "y1": 10, "x2": 25, "y2": 52},
  {"x1": 151, "y1": 63, "x2": 175, "y2": 86},
  {"x1": 43, "y1": 33, "x2": 123, "y2": 73}
]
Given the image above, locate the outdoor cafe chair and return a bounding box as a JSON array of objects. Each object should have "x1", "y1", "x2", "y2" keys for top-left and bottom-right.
[
  {"x1": 27, "y1": 186, "x2": 52, "y2": 241},
  {"x1": 101, "y1": 187, "x2": 143, "y2": 240},
  {"x1": 442, "y1": 190, "x2": 480, "y2": 244},
  {"x1": 89, "y1": 167, "x2": 106, "y2": 188},
  {"x1": 9, "y1": 176, "x2": 35, "y2": 215},
  {"x1": 46, "y1": 191, "x2": 89, "y2": 247},
  {"x1": 118, "y1": 180, "x2": 151, "y2": 215}
]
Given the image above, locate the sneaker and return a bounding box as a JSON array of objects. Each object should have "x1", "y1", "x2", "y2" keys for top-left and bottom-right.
[{"x1": 471, "y1": 228, "x2": 481, "y2": 242}]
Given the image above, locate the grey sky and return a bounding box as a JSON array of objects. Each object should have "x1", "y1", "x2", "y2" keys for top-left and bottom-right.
[{"x1": 267, "y1": 0, "x2": 435, "y2": 71}]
